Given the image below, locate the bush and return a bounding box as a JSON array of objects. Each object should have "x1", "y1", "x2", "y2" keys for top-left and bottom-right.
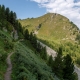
[{"x1": 4, "y1": 40, "x2": 14, "y2": 50}]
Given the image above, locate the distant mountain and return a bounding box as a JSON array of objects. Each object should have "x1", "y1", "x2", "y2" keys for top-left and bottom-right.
[{"x1": 19, "y1": 13, "x2": 80, "y2": 44}]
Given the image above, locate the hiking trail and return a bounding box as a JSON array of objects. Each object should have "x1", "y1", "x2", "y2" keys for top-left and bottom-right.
[{"x1": 4, "y1": 52, "x2": 13, "y2": 80}]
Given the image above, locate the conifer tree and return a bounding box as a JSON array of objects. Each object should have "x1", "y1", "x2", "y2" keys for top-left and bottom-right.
[
  {"x1": 29, "y1": 32, "x2": 33, "y2": 42},
  {"x1": 52, "y1": 47, "x2": 64, "y2": 78},
  {"x1": 37, "y1": 42, "x2": 42, "y2": 53},
  {"x1": 9, "y1": 11, "x2": 14, "y2": 24},
  {"x1": 18, "y1": 22, "x2": 23, "y2": 34},
  {"x1": 13, "y1": 12, "x2": 17, "y2": 20},
  {"x1": 43, "y1": 47, "x2": 47, "y2": 60},
  {"x1": 0, "y1": 5, "x2": 1, "y2": 20},
  {"x1": 1, "y1": 5, "x2": 6, "y2": 19},
  {"x1": 14, "y1": 20, "x2": 19, "y2": 30},
  {"x1": 63, "y1": 54, "x2": 74, "y2": 80},
  {"x1": 32, "y1": 34, "x2": 37, "y2": 48},
  {"x1": 48, "y1": 55, "x2": 53, "y2": 67},
  {"x1": 24, "y1": 29, "x2": 29, "y2": 40},
  {"x1": 44, "y1": 47, "x2": 47, "y2": 60},
  {"x1": 5, "y1": 7, "x2": 10, "y2": 21}
]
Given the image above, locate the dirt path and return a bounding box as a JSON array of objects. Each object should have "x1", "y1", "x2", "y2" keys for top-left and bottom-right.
[{"x1": 4, "y1": 52, "x2": 13, "y2": 80}]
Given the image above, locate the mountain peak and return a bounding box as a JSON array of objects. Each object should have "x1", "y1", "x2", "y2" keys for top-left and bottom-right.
[{"x1": 19, "y1": 13, "x2": 79, "y2": 43}]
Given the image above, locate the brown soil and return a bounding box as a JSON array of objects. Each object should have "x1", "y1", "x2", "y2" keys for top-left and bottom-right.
[{"x1": 4, "y1": 52, "x2": 13, "y2": 80}]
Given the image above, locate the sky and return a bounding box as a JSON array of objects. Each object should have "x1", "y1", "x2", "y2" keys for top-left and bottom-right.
[{"x1": 0, "y1": 0, "x2": 80, "y2": 29}]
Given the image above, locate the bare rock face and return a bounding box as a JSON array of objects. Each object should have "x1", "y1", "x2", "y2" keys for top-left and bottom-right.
[
  {"x1": 14, "y1": 30, "x2": 18, "y2": 40},
  {"x1": 3, "y1": 27, "x2": 7, "y2": 32},
  {"x1": 11, "y1": 28, "x2": 18, "y2": 40},
  {"x1": 74, "y1": 65, "x2": 80, "y2": 80},
  {"x1": 37, "y1": 40, "x2": 57, "y2": 58}
]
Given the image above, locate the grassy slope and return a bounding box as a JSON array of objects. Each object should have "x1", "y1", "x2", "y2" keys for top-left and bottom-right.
[
  {"x1": 19, "y1": 13, "x2": 79, "y2": 43},
  {"x1": 0, "y1": 30, "x2": 13, "y2": 80},
  {"x1": 0, "y1": 28, "x2": 58, "y2": 80},
  {"x1": 0, "y1": 16, "x2": 58, "y2": 80},
  {"x1": 0, "y1": 29, "x2": 58, "y2": 80},
  {"x1": 0, "y1": 12, "x2": 79, "y2": 80},
  {"x1": 11, "y1": 40, "x2": 59, "y2": 80}
]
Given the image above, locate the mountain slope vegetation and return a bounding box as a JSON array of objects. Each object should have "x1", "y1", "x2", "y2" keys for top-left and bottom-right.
[
  {"x1": 11, "y1": 41, "x2": 58, "y2": 80},
  {"x1": 0, "y1": 5, "x2": 58, "y2": 80},
  {"x1": 0, "y1": 4, "x2": 78, "y2": 80},
  {"x1": 19, "y1": 13, "x2": 80, "y2": 65},
  {"x1": 19, "y1": 13, "x2": 79, "y2": 42}
]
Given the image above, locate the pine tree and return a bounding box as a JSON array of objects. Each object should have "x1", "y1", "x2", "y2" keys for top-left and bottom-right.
[
  {"x1": 24, "y1": 29, "x2": 29, "y2": 40},
  {"x1": 48, "y1": 55, "x2": 53, "y2": 67},
  {"x1": 52, "y1": 47, "x2": 64, "y2": 78},
  {"x1": 0, "y1": 5, "x2": 1, "y2": 20},
  {"x1": 43, "y1": 47, "x2": 47, "y2": 60},
  {"x1": 14, "y1": 20, "x2": 19, "y2": 30},
  {"x1": 37, "y1": 42, "x2": 42, "y2": 53},
  {"x1": 1, "y1": 5, "x2": 6, "y2": 19},
  {"x1": 18, "y1": 22, "x2": 23, "y2": 34},
  {"x1": 13, "y1": 12, "x2": 17, "y2": 20},
  {"x1": 39, "y1": 46, "x2": 47, "y2": 60},
  {"x1": 63, "y1": 54, "x2": 74, "y2": 80},
  {"x1": 9, "y1": 11, "x2": 14, "y2": 24},
  {"x1": 5, "y1": 7, "x2": 10, "y2": 21},
  {"x1": 29, "y1": 32, "x2": 33, "y2": 42},
  {"x1": 32, "y1": 34, "x2": 37, "y2": 48}
]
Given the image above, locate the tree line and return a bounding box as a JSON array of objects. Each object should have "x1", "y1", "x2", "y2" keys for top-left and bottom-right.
[
  {"x1": 0, "y1": 5, "x2": 23, "y2": 38},
  {"x1": 47, "y1": 47, "x2": 77, "y2": 80},
  {"x1": 24, "y1": 29, "x2": 77, "y2": 80},
  {"x1": 24, "y1": 29, "x2": 47, "y2": 60}
]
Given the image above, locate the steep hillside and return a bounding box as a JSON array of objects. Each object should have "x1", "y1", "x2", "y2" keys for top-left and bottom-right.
[
  {"x1": 0, "y1": 5, "x2": 22, "y2": 80},
  {"x1": 0, "y1": 5, "x2": 59, "y2": 80},
  {"x1": 0, "y1": 27, "x2": 58, "y2": 80},
  {"x1": 0, "y1": 5, "x2": 79, "y2": 80},
  {"x1": 11, "y1": 40, "x2": 59, "y2": 80},
  {"x1": 0, "y1": 29, "x2": 13, "y2": 80},
  {"x1": 19, "y1": 13, "x2": 79, "y2": 43},
  {"x1": 19, "y1": 13, "x2": 80, "y2": 65}
]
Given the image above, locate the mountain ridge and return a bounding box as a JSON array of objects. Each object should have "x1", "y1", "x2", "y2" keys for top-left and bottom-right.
[{"x1": 19, "y1": 13, "x2": 80, "y2": 44}]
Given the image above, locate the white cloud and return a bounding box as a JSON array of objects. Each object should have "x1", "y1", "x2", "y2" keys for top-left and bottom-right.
[
  {"x1": 30, "y1": 0, "x2": 49, "y2": 3},
  {"x1": 31, "y1": 0, "x2": 80, "y2": 29}
]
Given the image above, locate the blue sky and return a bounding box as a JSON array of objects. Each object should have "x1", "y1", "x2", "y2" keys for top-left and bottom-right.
[
  {"x1": 0, "y1": 0, "x2": 46, "y2": 19},
  {"x1": 0, "y1": 0, "x2": 80, "y2": 28}
]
